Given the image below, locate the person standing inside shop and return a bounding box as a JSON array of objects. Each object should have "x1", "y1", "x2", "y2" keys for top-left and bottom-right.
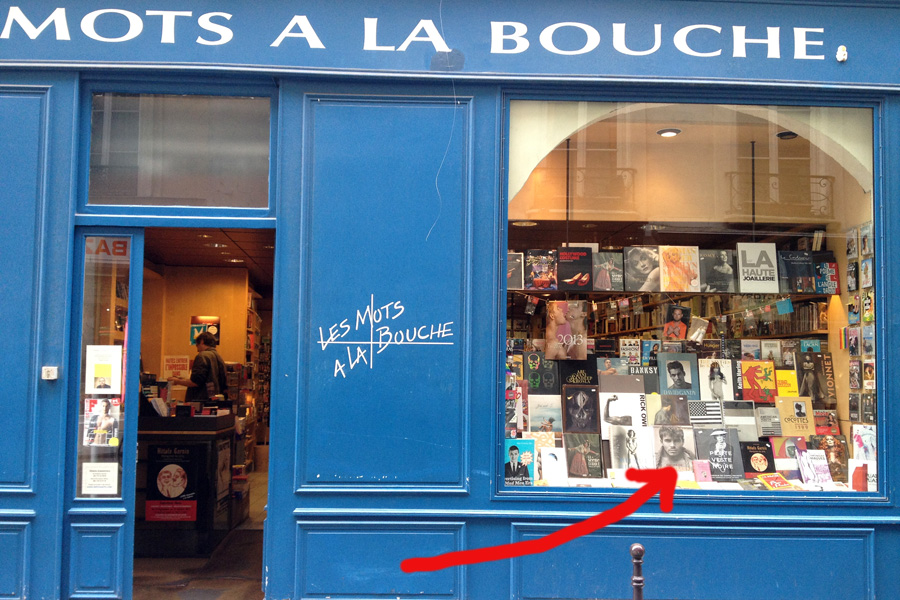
[{"x1": 169, "y1": 332, "x2": 228, "y2": 402}]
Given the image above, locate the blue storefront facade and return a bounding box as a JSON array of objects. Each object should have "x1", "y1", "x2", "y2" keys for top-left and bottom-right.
[{"x1": 2, "y1": 1, "x2": 900, "y2": 598}]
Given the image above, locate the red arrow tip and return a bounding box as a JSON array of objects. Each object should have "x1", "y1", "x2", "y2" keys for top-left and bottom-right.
[{"x1": 624, "y1": 466, "x2": 678, "y2": 512}]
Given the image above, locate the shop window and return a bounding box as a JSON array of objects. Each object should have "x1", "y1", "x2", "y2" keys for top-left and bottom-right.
[
  {"x1": 504, "y1": 101, "x2": 876, "y2": 493},
  {"x1": 76, "y1": 236, "x2": 131, "y2": 498},
  {"x1": 88, "y1": 93, "x2": 270, "y2": 208}
]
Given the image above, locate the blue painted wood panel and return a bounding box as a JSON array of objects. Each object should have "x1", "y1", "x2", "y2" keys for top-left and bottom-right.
[
  {"x1": 0, "y1": 93, "x2": 43, "y2": 488},
  {"x1": 69, "y1": 523, "x2": 124, "y2": 598},
  {"x1": 296, "y1": 521, "x2": 463, "y2": 598},
  {"x1": 300, "y1": 96, "x2": 470, "y2": 491},
  {"x1": 0, "y1": 521, "x2": 28, "y2": 598},
  {"x1": 512, "y1": 523, "x2": 873, "y2": 600}
]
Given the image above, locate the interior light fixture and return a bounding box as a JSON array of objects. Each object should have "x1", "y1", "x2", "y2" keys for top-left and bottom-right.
[
  {"x1": 511, "y1": 221, "x2": 539, "y2": 227},
  {"x1": 656, "y1": 128, "x2": 682, "y2": 138},
  {"x1": 776, "y1": 130, "x2": 798, "y2": 140},
  {"x1": 204, "y1": 242, "x2": 228, "y2": 248},
  {"x1": 197, "y1": 234, "x2": 213, "y2": 239},
  {"x1": 225, "y1": 258, "x2": 245, "y2": 263}
]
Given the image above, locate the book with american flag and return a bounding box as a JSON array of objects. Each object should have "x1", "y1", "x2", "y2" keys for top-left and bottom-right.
[{"x1": 688, "y1": 399, "x2": 723, "y2": 425}]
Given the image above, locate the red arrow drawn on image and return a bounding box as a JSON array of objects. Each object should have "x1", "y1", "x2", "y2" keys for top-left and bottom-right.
[{"x1": 400, "y1": 467, "x2": 677, "y2": 573}]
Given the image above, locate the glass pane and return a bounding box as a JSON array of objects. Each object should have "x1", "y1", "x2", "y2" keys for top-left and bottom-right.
[
  {"x1": 506, "y1": 101, "x2": 876, "y2": 493},
  {"x1": 88, "y1": 93, "x2": 270, "y2": 208},
  {"x1": 76, "y1": 236, "x2": 131, "y2": 498}
]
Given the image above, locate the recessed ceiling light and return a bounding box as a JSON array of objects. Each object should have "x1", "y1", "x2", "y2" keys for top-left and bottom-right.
[
  {"x1": 198, "y1": 234, "x2": 213, "y2": 239},
  {"x1": 656, "y1": 128, "x2": 682, "y2": 138},
  {"x1": 263, "y1": 245, "x2": 274, "y2": 250},
  {"x1": 220, "y1": 251, "x2": 231, "y2": 255},
  {"x1": 204, "y1": 242, "x2": 228, "y2": 248},
  {"x1": 225, "y1": 258, "x2": 245, "y2": 263},
  {"x1": 511, "y1": 221, "x2": 538, "y2": 227},
  {"x1": 582, "y1": 223, "x2": 597, "y2": 229},
  {"x1": 776, "y1": 130, "x2": 798, "y2": 140}
]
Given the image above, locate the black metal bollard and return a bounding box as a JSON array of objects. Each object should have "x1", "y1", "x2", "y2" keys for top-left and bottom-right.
[{"x1": 630, "y1": 543, "x2": 645, "y2": 600}]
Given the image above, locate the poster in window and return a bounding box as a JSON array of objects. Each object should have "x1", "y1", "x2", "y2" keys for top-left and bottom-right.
[
  {"x1": 84, "y1": 345, "x2": 123, "y2": 394},
  {"x1": 145, "y1": 445, "x2": 201, "y2": 521},
  {"x1": 82, "y1": 397, "x2": 122, "y2": 447}
]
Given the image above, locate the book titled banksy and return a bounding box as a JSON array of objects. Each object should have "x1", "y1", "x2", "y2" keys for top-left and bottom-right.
[{"x1": 737, "y1": 243, "x2": 780, "y2": 294}]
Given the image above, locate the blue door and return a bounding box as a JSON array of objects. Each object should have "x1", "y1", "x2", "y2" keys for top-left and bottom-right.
[{"x1": 0, "y1": 74, "x2": 78, "y2": 598}]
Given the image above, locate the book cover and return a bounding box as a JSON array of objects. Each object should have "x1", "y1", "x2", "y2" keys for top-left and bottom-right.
[
  {"x1": 736, "y1": 242, "x2": 780, "y2": 293},
  {"x1": 562, "y1": 385, "x2": 601, "y2": 433},
  {"x1": 851, "y1": 424, "x2": 877, "y2": 460},
  {"x1": 774, "y1": 396, "x2": 814, "y2": 437},
  {"x1": 808, "y1": 434, "x2": 850, "y2": 483},
  {"x1": 688, "y1": 398, "x2": 724, "y2": 426},
  {"x1": 523, "y1": 351, "x2": 561, "y2": 395},
  {"x1": 755, "y1": 406, "x2": 782, "y2": 437},
  {"x1": 722, "y1": 400, "x2": 759, "y2": 442},
  {"x1": 848, "y1": 393, "x2": 860, "y2": 421},
  {"x1": 861, "y1": 393, "x2": 876, "y2": 423},
  {"x1": 559, "y1": 358, "x2": 598, "y2": 386},
  {"x1": 859, "y1": 221, "x2": 873, "y2": 256},
  {"x1": 797, "y1": 448, "x2": 834, "y2": 486},
  {"x1": 648, "y1": 394, "x2": 690, "y2": 426},
  {"x1": 846, "y1": 226, "x2": 859, "y2": 260},
  {"x1": 799, "y1": 339, "x2": 821, "y2": 352},
  {"x1": 740, "y1": 339, "x2": 761, "y2": 360},
  {"x1": 740, "y1": 360, "x2": 777, "y2": 403},
  {"x1": 593, "y1": 338, "x2": 618, "y2": 358},
  {"x1": 524, "y1": 249, "x2": 557, "y2": 290},
  {"x1": 698, "y1": 358, "x2": 735, "y2": 404},
  {"x1": 846, "y1": 261, "x2": 858, "y2": 293},
  {"x1": 504, "y1": 438, "x2": 535, "y2": 486},
  {"x1": 814, "y1": 261, "x2": 841, "y2": 294},
  {"x1": 528, "y1": 395, "x2": 564, "y2": 433},
  {"x1": 724, "y1": 339, "x2": 743, "y2": 360},
  {"x1": 847, "y1": 460, "x2": 873, "y2": 492},
  {"x1": 507, "y1": 252, "x2": 524, "y2": 290},
  {"x1": 760, "y1": 340, "x2": 782, "y2": 365},
  {"x1": 623, "y1": 246, "x2": 660, "y2": 292},
  {"x1": 862, "y1": 288, "x2": 874, "y2": 322},
  {"x1": 661, "y1": 340, "x2": 684, "y2": 353},
  {"x1": 775, "y1": 368, "x2": 799, "y2": 396},
  {"x1": 847, "y1": 326, "x2": 861, "y2": 357},
  {"x1": 693, "y1": 459, "x2": 713, "y2": 482},
  {"x1": 662, "y1": 304, "x2": 691, "y2": 340},
  {"x1": 608, "y1": 425, "x2": 655, "y2": 470},
  {"x1": 770, "y1": 436, "x2": 807, "y2": 480},
  {"x1": 598, "y1": 357, "x2": 632, "y2": 376},
  {"x1": 862, "y1": 324, "x2": 875, "y2": 355},
  {"x1": 619, "y1": 338, "x2": 641, "y2": 362},
  {"x1": 556, "y1": 246, "x2": 593, "y2": 291},
  {"x1": 641, "y1": 340, "x2": 660, "y2": 366},
  {"x1": 599, "y1": 373, "x2": 647, "y2": 394},
  {"x1": 699, "y1": 249, "x2": 736, "y2": 292},
  {"x1": 699, "y1": 338, "x2": 722, "y2": 359},
  {"x1": 627, "y1": 365, "x2": 659, "y2": 395},
  {"x1": 860, "y1": 257, "x2": 874, "y2": 288},
  {"x1": 686, "y1": 316, "x2": 709, "y2": 343},
  {"x1": 694, "y1": 426, "x2": 743, "y2": 481},
  {"x1": 814, "y1": 410, "x2": 840, "y2": 435},
  {"x1": 848, "y1": 359, "x2": 861, "y2": 390},
  {"x1": 657, "y1": 352, "x2": 701, "y2": 399},
  {"x1": 564, "y1": 433, "x2": 604, "y2": 478},
  {"x1": 659, "y1": 245, "x2": 701, "y2": 292},
  {"x1": 539, "y1": 446, "x2": 569, "y2": 486},
  {"x1": 599, "y1": 392, "x2": 648, "y2": 439},
  {"x1": 779, "y1": 340, "x2": 798, "y2": 368},
  {"x1": 796, "y1": 352, "x2": 836, "y2": 408},
  {"x1": 652, "y1": 425, "x2": 697, "y2": 471},
  {"x1": 545, "y1": 300, "x2": 589, "y2": 361},
  {"x1": 863, "y1": 359, "x2": 876, "y2": 390},
  {"x1": 740, "y1": 440, "x2": 776, "y2": 477},
  {"x1": 82, "y1": 398, "x2": 122, "y2": 447},
  {"x1": 777, "y1": 250, "x2": 816, "y2": 293},
  {"x1": 757, "y1": 472, "x2": 797, "y2": 490},
  {"x1": 592, "y1": 251, "x2": 624, "y2": 291}
]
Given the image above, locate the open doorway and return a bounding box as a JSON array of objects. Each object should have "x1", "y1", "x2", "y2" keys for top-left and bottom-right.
[{"x1": 132, "y1": 227, "x2": 273, "y2": 600}]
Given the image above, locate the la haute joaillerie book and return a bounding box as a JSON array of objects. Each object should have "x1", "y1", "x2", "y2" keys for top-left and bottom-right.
[{"x1": 736, "y1": 243, "x2": 779, "y2": 293}]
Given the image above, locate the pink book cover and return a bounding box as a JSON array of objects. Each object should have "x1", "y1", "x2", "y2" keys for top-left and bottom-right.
[{"x1": 693, "y1": 459, "x2": 713, "y2": 482}]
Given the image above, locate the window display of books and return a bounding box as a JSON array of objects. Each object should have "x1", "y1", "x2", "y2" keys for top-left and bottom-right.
[{"x1": 505, "y1": 241, "x2": 875, "y2": 493}]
